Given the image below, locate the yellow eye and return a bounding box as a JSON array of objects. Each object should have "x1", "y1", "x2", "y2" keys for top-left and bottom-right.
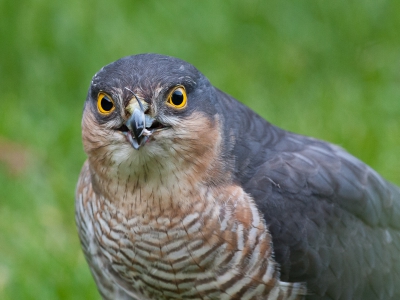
[
  {"x1": 167, "y1": 86, "x2": 187, "y2": 109},
  {"x1": 97, "y1": 92, "x2": 115, "y2": 115}
]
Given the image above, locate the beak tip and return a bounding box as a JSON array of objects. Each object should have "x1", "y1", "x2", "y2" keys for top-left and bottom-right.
[{"x1": 124, "y1": 98, "x2": 155, "y2": 150}]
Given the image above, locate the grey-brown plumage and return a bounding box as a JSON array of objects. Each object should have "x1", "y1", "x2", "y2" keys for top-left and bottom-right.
[{"x1": 76, "y1": 53, "x2": 400, "y2": 300}]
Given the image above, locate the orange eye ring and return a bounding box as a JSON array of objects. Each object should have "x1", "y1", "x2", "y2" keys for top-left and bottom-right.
[
  {"x1": 167, "y1": 86, "x2": 187, "y2": 109},
  {"x1": 97, "y1": 92, "x2": 115, "y2": 115}
]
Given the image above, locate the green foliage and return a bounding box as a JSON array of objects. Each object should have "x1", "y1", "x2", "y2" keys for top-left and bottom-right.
[{"x1": 0, "y1": 0, "x2": 399, "y2": 299}]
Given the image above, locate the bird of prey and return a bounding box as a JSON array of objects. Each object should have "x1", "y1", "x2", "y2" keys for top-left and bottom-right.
[{"x1": 75, "y1": 53, "x2": 400, "y2": 300}]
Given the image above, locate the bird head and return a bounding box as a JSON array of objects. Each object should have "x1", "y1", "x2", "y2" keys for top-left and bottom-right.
[{"x1": 81, "y1": 54, "x2": 230, "y2": 186}]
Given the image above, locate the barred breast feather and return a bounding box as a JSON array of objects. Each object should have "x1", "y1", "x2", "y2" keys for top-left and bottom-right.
[{"x1": 76, "y1": 161, "x2": 306, "y2": 300}]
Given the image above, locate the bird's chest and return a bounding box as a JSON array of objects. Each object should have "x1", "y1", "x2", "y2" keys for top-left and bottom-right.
[
  {"x1": 91, "y1": 186, "x2": 221, "y2": 298},
  {"x1": 89, "y1": 184, "x2": 276, "y2": 300}
]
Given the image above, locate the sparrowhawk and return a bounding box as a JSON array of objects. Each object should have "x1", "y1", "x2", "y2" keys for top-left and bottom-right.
[{"x1": 75, "y1": 53, "x2": 400, "y2": 300}]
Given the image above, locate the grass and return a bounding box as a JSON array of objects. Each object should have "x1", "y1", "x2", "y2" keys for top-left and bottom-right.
[{"x1": 0, "y1": 0, "x2": 399, "y2": 299}]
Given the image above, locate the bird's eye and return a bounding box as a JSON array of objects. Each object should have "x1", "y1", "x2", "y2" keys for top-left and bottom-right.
[
  {"x1": 167, "y1": 86, "x2": 187, "y2": 109},
  {"x1": 97, "y1": 92, "x2": 115, "y2": 115}
]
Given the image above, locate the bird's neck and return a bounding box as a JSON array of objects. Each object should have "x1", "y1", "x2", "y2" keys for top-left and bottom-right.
[{"x1": 89, "y1": 123, "x2": 230, "y2": 216}]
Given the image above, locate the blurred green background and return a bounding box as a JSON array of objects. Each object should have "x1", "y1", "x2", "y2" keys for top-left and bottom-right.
[{"x1": 0, "y1": 0, "x2": 399, "y2": 299}]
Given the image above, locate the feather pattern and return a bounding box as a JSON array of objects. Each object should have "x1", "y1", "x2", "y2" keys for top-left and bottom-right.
[
  {"x1": 218, "y1": 90, "x2": 400, "y2": 299},
  {"x1": 76, "y1": 54, "x2": 400, "y2": 300}
]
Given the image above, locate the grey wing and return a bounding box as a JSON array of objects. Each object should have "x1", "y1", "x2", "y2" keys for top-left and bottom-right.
[
  {"x1": 241, "y1": 131, "x2": 400, "y2": 299},
  {"x1": 75, "y1": 161, "x2": 136, "y2": 300},
  {"x1": 217, "y1": 90, "x2": 400, "y2": 299}
]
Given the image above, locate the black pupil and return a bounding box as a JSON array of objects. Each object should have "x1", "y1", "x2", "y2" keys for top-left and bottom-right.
[
  {"x1": 171, "y1": 90, "x2": 184, "y2": 106},
  {"x1": 101, "y1": 96, "x2": 114, "y2": 111}
]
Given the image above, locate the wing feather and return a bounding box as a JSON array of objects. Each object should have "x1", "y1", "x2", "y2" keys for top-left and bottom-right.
[{"x1": 218, "y1": 90, "x2": 400, "y2": 299}]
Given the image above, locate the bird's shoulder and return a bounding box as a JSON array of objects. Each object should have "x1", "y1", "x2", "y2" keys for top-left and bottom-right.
[
  {"x1": 216, "y1": 89, "x2": 400, "y2": 229},
  {"x1": 240, "y1": 130, "x2": 400, "y2": 230},
  {"x1": 218, "y1": 91, "x2": 400, "y2": 297}
]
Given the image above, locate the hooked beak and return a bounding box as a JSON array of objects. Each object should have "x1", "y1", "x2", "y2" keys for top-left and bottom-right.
[
  {"x1": 121, "y1": 91, "x2": 167, "y2": 150},
  {"x1": 125, "y1": 106, "x2": 148, "y2": 150}
]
